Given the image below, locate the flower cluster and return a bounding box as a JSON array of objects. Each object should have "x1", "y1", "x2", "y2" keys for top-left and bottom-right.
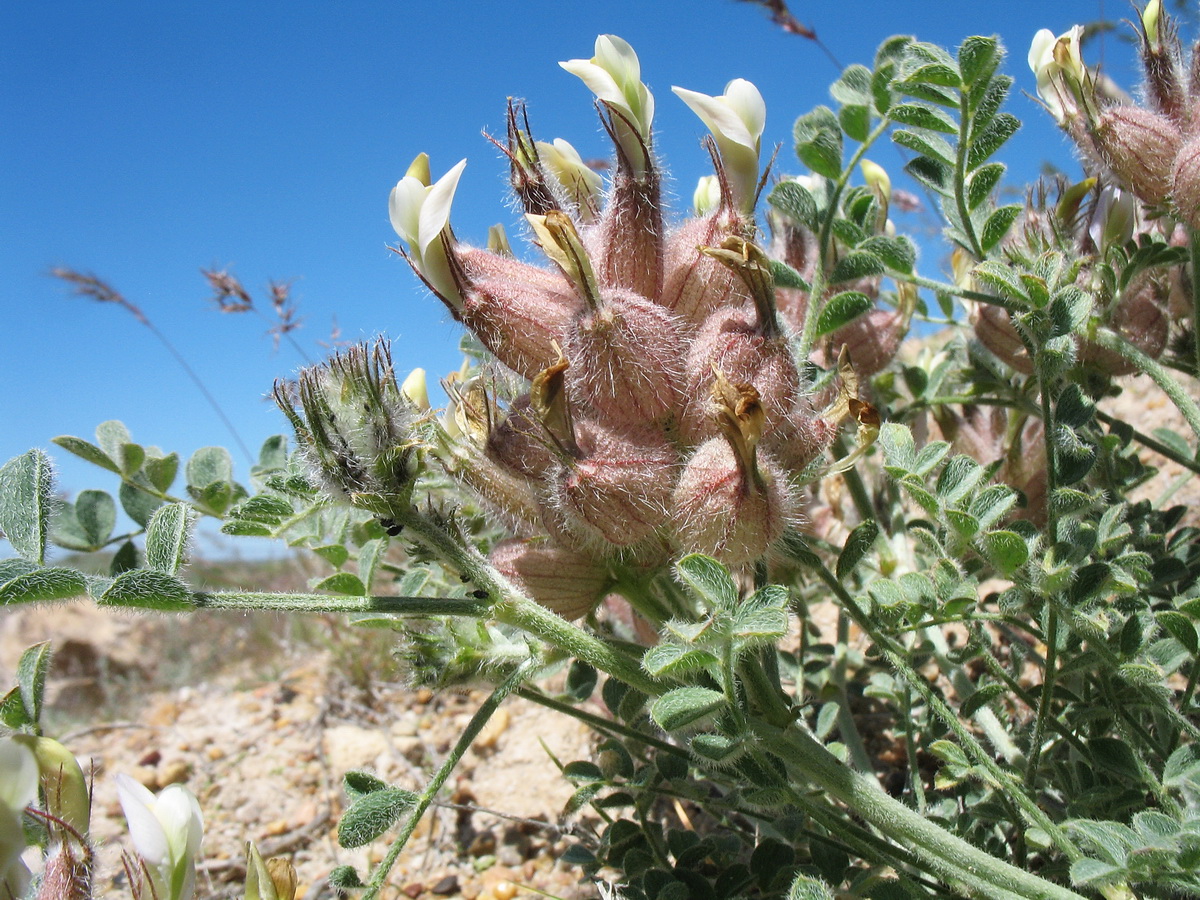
[
  {"x1": 390, "y1": 36, "x2": 837, "y2": 618},
  {"x1": 1032, "y1": 1, "x2": 1200, "y2": 231}
]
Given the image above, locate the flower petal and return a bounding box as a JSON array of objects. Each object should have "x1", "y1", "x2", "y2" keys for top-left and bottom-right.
[
  {"x1": 116, "y1": 773, "x2": 171, "y2": 867},
  {"x1": 418, "y1": 159, "x2": 467, "y2": 258}
]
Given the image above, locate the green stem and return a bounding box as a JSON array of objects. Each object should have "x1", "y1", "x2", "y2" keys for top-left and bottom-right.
[
  {"x1": 1090, "y1": 329, "x2": 1200, "y2": 443},
  {"x1": 757, "y1": 722, "x2": 1088, "y2": 900},
  {"x1": 833, "y1": 609, "x2": 874, "y2": 773},
  {"x1": 954, "y1": 92, "x2": 983, "y2": 259},
  {"x1": 193, "y1": 591, "x2": 491, "y2": 617},
  {"x1": 362, "y1": 659, "x2": 534, "y2": 900}
]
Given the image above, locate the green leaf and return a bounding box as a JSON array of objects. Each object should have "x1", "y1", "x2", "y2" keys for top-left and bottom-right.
[
  {"x1": 50, "y1": 436, "x2": 120, "y2": 474},
  {"x1": 913, "y1": 440, "x2": 950, "y2": 476},
  {"x1": 0, "y1": 688, "x2": 31, "y2": 729},
  {"x1": 96, "y1": 420, "x2": 145, "y2": 476},
  {"x1": 100, "y1": 569, "x2": 194, "y2": 611},
  {"x1": 343, "y1": 769, "x2": 389, "y2": 801},
  {"x1": 892, "y1": 129, "x2": 956, "y2": 168},
  {"x1": 957, "y1": 35, "x2": 999, "y2": 87},
  {"x1": 793, "y1": 107, "x2": 843, "y2": 179},
  {"x1": 838, "y1": 104, "x2": 870, "y2": 143},
  {"x1": 1070, "y1": 858, "x2": 1126, "y2": 888},
  {"x1": 143, "y1": 452, "x2": 179, "y2": 492},
  {"x1": 0, "y1": 567, "x2": 87, "y2": 606},
  {"x1": 1049, "y1": 287, "x2": 1093, "y2": 340},
  {"x1": 1157, "y1": 611, "x2": 1198, "y2": 655},
  {"x1": 900, "y1": 61, "x2": 961, "y2": 89},
  {"x1": 675, "y1": 554, "x2": 739, "y2": 613},
  {"x1": 980, "y1": 204, "x2": 1022, "y2": 253},
  {"x1": 326, "y1": 866, "x2": 366, "y2": 889},
  {"x1": 768, "y1": 180, "x2": 819, "y2": 230},
  {"x1": 643, "y1": 644, "x2": 720, "y2": 678},
  {"x1": 110, "y1": 539, "x2": 140, "y2": 575},
  {"x1": 220, "y1": 520, "x2": 274, "y2": 537},
  {"x1": 816, "y1": 291, "x2": 873, "y2": 337},
  {"x1": 903, "y1": 156, "x2": 952, "y2": 195},
  {"x1": 973, "y1": 260, "x2": 1029, "y2": 303},
  {"x1": 769, "y1": 259, "x2": 810, "y2": 292},
  {"x1": 72, "y1": 490, "x2": 116, "y2": 547},
  {"x1": 16, "y1": 642, "x2": 52, "y2": 726},
  {"x1": 357, "y1": 538, "x2": 387, "y2": 592},
  {"x1": 1164, "y1": 744, "x2": 1200, "y2": 787},
  {"x1": 186, "y1": 446, "x2": 234, "y2": 489},
  {"x1": 959, "y1": 683, "x2": 1005, "y2": 719},
  {"x1": 859, "y1": 235, "x2": 916, "y2": 274},
  {"x1": 253, "y1": 435, "x2": 289, "y2": 474},
  {"x1": 935, "y1": 455, "x2": 984, "y2": 505},
  {"x1": 1089, "y1": 737, "x2": 1142, "y2": 779},
  {"x1": 731, "y1": 606, "x2": 790, "y2": 644},
  {"x1": 564, "y1": 661, "x2": 597, "y2": 703},
  {"x1": 979, "y1": 530, "x2": 1029, "y2": 576},
  {"x1": 119, "y1": 480, "x2": 163, "y2": 528},
  {"x1": 651, "y1": 687, "x2": 726, "y2": 733},
  {"x1": 878, "y1": 423, "x2": 917, "y2": 474},
  {"x1": 690, "y1": 732, "x2": 743, "y2": 764},
  {"x1": 338, "y1": 788, "x2": 417, "y2": 848},
  {"x1": 229, "y1": 495, "x2": 294, "y2": 524},
  {"x1": 313, "y1": 544, "x2": 350, "y2": 568},
  {"x1": 830, "y1": 63, "x2": 872, "y2": 107},
  {"x1": 836, "y1": 520, "x2": 879, "y2": 581},
  {"x1": 1057, "y1": 384, "x2": 1096, "y2": 428},
  {"x1": 145, "y1": 503, "x2": 194, "y2": 574},
  {"x1": 829, "y1": 252, "x2": 886, "y2": 285},
  {"x1": 313, "y1": 572, "x2": 367, "y2": 596},
  {"x1": 0, "y1": 451, "x2": 56, "y2": 565},
  {"x1": 787, "y1": 874, "x2": 837, "y2": 900},
  {"x1": 889, "y1": 102, "x2": 958, "y2": 134},
  {"x1": 967, "y1": 163, "x2": 1005, "y2": 210},
  {"x1": 967, "y1": 113, "x2": 1020, "y2": 169}
]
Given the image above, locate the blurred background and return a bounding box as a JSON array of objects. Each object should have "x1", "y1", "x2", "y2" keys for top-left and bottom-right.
[{"x1": 2, "y1": 0, "x2": 1132, "y2": 553}]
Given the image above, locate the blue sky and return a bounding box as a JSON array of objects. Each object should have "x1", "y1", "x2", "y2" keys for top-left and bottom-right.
[{"x1": 2, "y1": 0, "x2": 1125, "y2": 551}]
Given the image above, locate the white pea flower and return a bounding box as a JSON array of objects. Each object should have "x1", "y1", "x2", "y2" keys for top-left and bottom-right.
[
  {"x1": 116, "y1": 774, "x2": 204, "y2": 900},
  {"x1": 561, "y1": 35, "x2": 655, "y2": 177},
  {"x1": 673, "y1": 78, "x2": 766, "y2": 214},
  {"x1": 0, "y1": 740, "x2": 37, "y2": 900},
  {"x1": 389, "y1": 154, "x2": 467, "y2": 307},
  {"x1": 535, "y1": 138, "x2": 603, "y2": 222},
  {"x1": 693, "y1": 174, "x2": 721, "y2": 216},
  {"x1": 1029, "y1": 25, "x2": 1085, "y2": 123}
]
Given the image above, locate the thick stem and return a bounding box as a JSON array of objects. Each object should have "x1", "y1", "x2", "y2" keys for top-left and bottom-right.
[{"x1": 193, "y1": 591, "x2": 490, "y2": 617}]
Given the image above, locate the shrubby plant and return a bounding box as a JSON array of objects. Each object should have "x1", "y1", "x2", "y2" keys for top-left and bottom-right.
[{"x1": 7, "y1": 3, "x2": 1200, "y2": 897}]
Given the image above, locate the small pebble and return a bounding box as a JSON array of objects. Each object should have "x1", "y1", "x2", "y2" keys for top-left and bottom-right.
[
  {"x1": 430, "y1": 874, "x2": 459, "y2": 895},
  {"x1": 402, "y1": 884, "x2": 423, "y2": 899}
]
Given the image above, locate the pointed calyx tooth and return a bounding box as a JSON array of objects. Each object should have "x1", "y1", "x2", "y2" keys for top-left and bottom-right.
[
  {"x1": 701, "y1": 237, "x2": 782, "y2": 339},
  {"x1": 529, "y1": 350, "x2": 578, "y2": 454},
  {"x1": 505, "y1": 98, "x2": 560, "y2": 217},
  {"x1": 710, "y1": 366, "x2": 765, "y2": 482},
  {"x1": 526, "y1": 210, "x2": 601, "y2": 308}
]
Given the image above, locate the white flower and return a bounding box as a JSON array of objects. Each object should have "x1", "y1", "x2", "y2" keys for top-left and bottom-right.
[
  {"x1": 672, "y1": 78, "x2": 765, "y2": 213},
  {"x1": 693, "y1": 174, "x2": 720, "y2": 216},
  {"x1": 1029, "y1": 26, "x2": 1085, "y2": 124},
  {"x1": 1088, "y1": 184, "x2": 1137, "y2": 252},
  {"x1": 389, "y1": 154, "x2": 467, "y2": 306},
  {"x1": 0, "y1": 740, "x2": 37, "y2": 900},
  {"x1": 535, "y1": 138, "x2": 603, "y2": 222},
  {"x1": 561, "y1": 35, "x2": 655, "y2": 177},
  {"x1": 116, "y1": 774, "x2": 203, "y2": 900}
]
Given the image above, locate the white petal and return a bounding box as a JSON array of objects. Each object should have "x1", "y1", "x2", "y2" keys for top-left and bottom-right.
[
  {"x1": 116, "y1": 774, "x2": 170, "y2": 866},
  {"x1": 559, "y1": 59, "x2": 624, "y2": 108},
  {"x1": 1028, "y1": 29, "x2": 1056, "y2": 74},
  {"x1": 673, "y1": 86, "x2": 757, "y2": 150},
  {"x1": 389, "y1": 176, "x2": 429, "y2": 246},
  {"x1": 723, "y1": 78, "x2": 766, "y2": 141},
  {"x1": 418, "y1": 159, "x2": 466, "y2": 257},
  {"x1": 0, "y1": 740, "x2": 37, "y2": 813},
  {"x1": 594, "y1": 34, "x2": 641, "y2": 86},
  {"x1": 156, "y1": 785, "x2": 204, "y2": 861}
]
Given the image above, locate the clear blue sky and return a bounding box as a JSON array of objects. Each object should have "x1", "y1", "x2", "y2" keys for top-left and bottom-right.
[{"x1": 2, "y1": 0, "x2": 1125, "y2": 552}]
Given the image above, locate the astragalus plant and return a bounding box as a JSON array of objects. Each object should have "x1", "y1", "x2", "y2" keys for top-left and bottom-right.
[{"x1": 7, "y1": 5, "x2": 1200, "y2": 898}]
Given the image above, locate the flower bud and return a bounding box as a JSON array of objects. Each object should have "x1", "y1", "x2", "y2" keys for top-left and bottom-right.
[
  {"x1": 1091, "y1": 106, "x2": 1182, "y2": 205},
  {"x1": 672, "y1": 375, "x2": 796, "y2": 565},
  {"x1": 972, "y1": 303, "x2": 1034, "y2": 374},
  {"x1": 115, "y1": 775, "x2": 204, "y2": 900},
  {"x1": 672, "y1": 78, "x2": 766, "y2": 215},
  {"x1": 1029, "y1": 26, "x2": 1086, "y2": 124},
  {"x1": 552, "y1": 423, "x2": 677, "y2": 558},
  {"x1": 536, "y1": 138, "x2": 604, "y2": 223},
  {"x1": 585, "y1": 162, "x2": 664, "y2": 300},
  {"x1": 660, "y1": 210, "x2": 753, "y2": 326},
  {"x1": 693, "y1": 175, "x2": 720, "y2": 216},
  {"x1": 490, "y1": 537, "x2": 612, "y2": 619},
  {"x1": 455, "y1": 247, "x2": 581, "y2": 379},
  {"x1": 390, "y1": 155, "x2": 468, "y2": 306},
  {"x1": 1171, "y1": 134, "x2": 1200, "y2": 229},
  {"x1": 274, "y1": 341, "x2": 421, "y2": 515},
  {"x1": 564, "y1": 288, "x2": 685, "y2": 428}
]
